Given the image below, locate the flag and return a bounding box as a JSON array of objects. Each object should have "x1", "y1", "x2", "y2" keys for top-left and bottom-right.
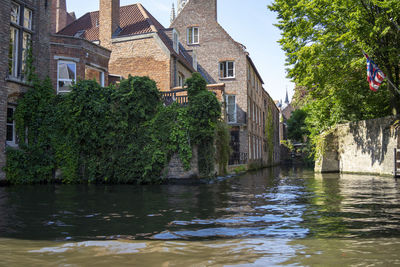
[{"x1": 364, "y1": 52, "x2": 386, "y2": 91}]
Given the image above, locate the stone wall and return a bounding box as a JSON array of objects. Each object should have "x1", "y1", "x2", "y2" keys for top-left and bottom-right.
[
  {"x1": 315, "y1": 116, "x2": 398, "y2": 176},
  {"x1": 165, "y1": 146, "x2": 199, "y2": 179}
]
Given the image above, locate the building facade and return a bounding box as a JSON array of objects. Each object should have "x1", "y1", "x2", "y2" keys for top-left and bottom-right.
[
  {"x1": 171, "y1": 0, "x2": 280, "y2": 166},
  {"x1": 58, "y1": 0, "x2": 196, "y2": 92},
  {"x1": 0, "y1": 0, "x2": 52, "y2": 178}
]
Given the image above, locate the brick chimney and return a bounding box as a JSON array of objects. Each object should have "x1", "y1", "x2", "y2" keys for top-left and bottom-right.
[
  {"x1": 99, "y1": 0, "x2": 120, "y2": 48},
  {"x1": 51, "y1": 0, "x2": 67, "y2": 33}
]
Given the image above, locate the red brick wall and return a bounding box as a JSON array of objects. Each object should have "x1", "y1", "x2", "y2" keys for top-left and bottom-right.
[{"x1": 50, "y1": 35, "x2": 111, "y2": 91}]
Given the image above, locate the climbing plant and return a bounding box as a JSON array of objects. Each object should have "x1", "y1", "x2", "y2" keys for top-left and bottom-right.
[
  {"x1": 5, "y1": 73, "x2": 223, "y2": 184},
  {"x1": 265, "y1": 105, "x2": 275, "y2": 165},
  {"x1": 186, "y1": 73, "x2": 221, "y2": 177}
]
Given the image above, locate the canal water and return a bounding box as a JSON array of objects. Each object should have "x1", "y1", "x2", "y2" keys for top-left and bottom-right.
[{"x1": 1, "y1": 167, "x2": 400, "y2": 266}]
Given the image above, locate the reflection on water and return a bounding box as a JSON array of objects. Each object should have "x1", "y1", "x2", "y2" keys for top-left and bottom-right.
[{"x1": 1, "y1": 167, "x2": 400, "y2": 266}]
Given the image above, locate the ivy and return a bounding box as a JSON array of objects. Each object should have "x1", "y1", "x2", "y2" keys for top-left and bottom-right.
[
  {"x1": 265, "y1": 105, "x2": 275, "y2": 165},
  {"x1": 5, "y1": 73, "x2": 225, "y2": 184},
  {"x1": 186, "y1": 73, "x2": 221, "y2": 177}
]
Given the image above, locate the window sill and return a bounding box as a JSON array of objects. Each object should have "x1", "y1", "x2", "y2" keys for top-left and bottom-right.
[
  {"x1": 6, "y1": 142, "x2": 19, "y2": 149},
  {"x1": 5, "y1": 76, "x2": 31, "y2": 86},
  {"x1": 187, "y1": 43, "x2": 200, "y2": 46},
  {"x1": 220, "y1": 77, "x2": 236, "y2": 81}
]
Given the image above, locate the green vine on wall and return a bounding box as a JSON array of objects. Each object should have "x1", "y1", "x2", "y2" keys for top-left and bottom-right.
[
  {"x1": 265, "y1": 105, "x2": 275, "y2": 165},
  {"x1": 5, "y1": 73, "x2": 224, "y2": 184}
]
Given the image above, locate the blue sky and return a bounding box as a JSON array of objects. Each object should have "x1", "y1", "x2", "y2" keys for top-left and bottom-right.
[{"x1": 66, "y1": 0, "x2": 294, "y2": 101}]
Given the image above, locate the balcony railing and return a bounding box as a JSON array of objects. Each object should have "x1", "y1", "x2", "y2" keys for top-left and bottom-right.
[{"x1": 161, "y1": 90, "x2": 188, "y2": 106}]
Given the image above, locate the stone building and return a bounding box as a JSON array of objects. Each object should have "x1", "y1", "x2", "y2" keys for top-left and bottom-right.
[
  {"x1": 0, "y1": 0, "x2": 52, "y2": 178},
  {"x1": 170, "y1": 0, "x2": 280, "y2": 166},
  {"x1": 58, "y1": 0, "x2": 197, "y2": 91}
]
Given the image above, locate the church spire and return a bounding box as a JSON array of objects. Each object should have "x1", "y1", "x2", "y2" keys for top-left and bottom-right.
[
  {"x1": 285, "y1": 89, "x2": 289, "y2": 104},
  {"x1": 170, "y1": 2, "x2": 176, "y2": 24}
]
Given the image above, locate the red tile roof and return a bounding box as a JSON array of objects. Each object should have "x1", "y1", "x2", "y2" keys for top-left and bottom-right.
[{"x1": 58, "y1": 3, "x2": 194, "y2": 72}]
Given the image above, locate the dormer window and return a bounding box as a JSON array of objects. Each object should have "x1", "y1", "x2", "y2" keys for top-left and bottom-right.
[
  {"x1": 173, "y1": 29, "x2": 179, "y2": 54},
  {"x1": 187, "y1": 27, "x2": 199, "y2": 45}
]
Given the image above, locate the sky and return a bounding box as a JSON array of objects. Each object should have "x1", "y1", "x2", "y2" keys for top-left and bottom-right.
[{"x1": 66, "y1": 0, "x2": 294, "y2": 102}]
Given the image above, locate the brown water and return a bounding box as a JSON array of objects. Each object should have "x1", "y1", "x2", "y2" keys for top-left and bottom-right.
[{"x1": 1, "y1": 167, "x2": 400, "y2": 266}]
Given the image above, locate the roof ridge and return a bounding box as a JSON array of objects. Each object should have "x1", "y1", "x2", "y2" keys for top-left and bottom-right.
[
  {"x1": 136, "y1": 3, "x2": 157, "y2": 32},
  {"x1": 57, "y1": 11, "x2": 92, "y2": 34}
]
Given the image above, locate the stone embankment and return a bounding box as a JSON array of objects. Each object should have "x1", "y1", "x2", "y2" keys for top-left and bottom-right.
[{"x1": 316, "y1": 116, "x2": 398, "y2": 176}]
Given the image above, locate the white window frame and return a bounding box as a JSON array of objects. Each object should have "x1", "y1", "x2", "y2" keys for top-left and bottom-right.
[
  {"x1": 187, "y1": 27, "x2": 199, "y2": 45},
  {"x1": 9, "y1": 26, "x2": 19, "y2": 77},
  {"x1": 11, "y1": 2, "x2": 20, "y2": 24},
  {"x1": 219, "y1": 61, "x2": 235, "y2": 79},
  {"x1": 57, "y1": 60, "x2": 76, "y2": 94},
  {"x1": 226, "y1": 95, "x2": 237, "y2": 124},
  {"x1": 173, "y1": 29, "x2": 179, "y2": 54},
  {"x1": 23, "y1": 8, "x2": 33, "y2": 30},
  {"x1": 6, "y1": 106, "x2": 17, "y2": 147},
  {"x1": 178, "y1": 72, "x2": 185, "y2": 87},
  {"x1": 86, "y1": 65, "x2": 105, "y2": 87}
]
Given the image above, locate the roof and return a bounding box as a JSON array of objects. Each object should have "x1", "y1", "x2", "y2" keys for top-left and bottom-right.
[{"x1": 58, "y1": 3, "x2": 195, "y2": 72}]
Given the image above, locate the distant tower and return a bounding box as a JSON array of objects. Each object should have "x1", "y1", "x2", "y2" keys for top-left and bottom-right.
[
  {"x1": 285, "y1": 89, "x2": 289, "y2": 104},
  {"x1": 170, "y1": 3, "x2": 176, "y2": 24},
  {"x1": 177, "y1": 0, "x2": 188, "y2": 14}
]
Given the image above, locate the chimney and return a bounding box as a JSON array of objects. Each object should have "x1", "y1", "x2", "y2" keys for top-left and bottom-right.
[
  {"x1": 51, "y1": 0, "x2": 67, "y2": 33},
  {"x1": 99, "y1": 0, "x2": 120, "y2": 48}
]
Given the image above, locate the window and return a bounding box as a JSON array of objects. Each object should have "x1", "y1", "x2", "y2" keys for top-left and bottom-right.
[
  {"x1": 226, "y1": 95, "x2": 237, "y2": 123},
  {"x1": 9, "y1": 27, "x2": 19, "y2": 77},
  {"x1": 85, "y1": 65, "x2": 105, "y2": 87},
  {"x1": 57, "y1": 61, "x2": 76, "y2": 93},
  {"x1": 173, "y1": 29, "x2": 179, "y2": 53},
  {"x1": 248, "y1": 98, "x2": 251, "y2": 120},
  {"x1": 11, "y1": 2, "x2": 19, "y2": 24},
  {"x1": 219, "y1": 61, "x2": 235, "y2": 79},
  {"x1": 9, "y1": 2, "x2": 33, "y2": 79},
  {"x1": 178, "y1": 72, "x2": 185, "y2": 87},
  {"x1": 192, "y1": 51, "x2": 197, "y2": 71},
  {"x1": 187, "y1": 27, "x2": 199, "y2": 45},
  {"x1": 6, "y1": 107, "x2": 17, "y2": 147}
]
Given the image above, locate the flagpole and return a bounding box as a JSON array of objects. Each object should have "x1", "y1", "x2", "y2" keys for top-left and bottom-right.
[{"x1": 387, "y1": 78, "x2": 400, "y2": 95}]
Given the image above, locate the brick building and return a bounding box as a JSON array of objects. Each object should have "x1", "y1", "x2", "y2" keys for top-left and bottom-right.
[
  {"x1": 0, "y1": 0, "x2": 111, "y2": 180},
  {"x1": 58, "y1": 0, "x2": 197, "y2": 91},
  {"x1": 0, "y1": 0, "x2": 52, "y2": 178},
  {"x1": 171, "y1": 0, "x2": 280, "y2": 166}
]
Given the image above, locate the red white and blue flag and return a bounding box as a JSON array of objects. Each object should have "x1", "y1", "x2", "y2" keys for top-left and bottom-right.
[{"x1": 364, "y1": 52, "x2": 386, "y2": 91}]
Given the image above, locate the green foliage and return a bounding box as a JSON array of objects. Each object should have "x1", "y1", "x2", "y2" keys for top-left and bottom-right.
[
  {"x1": 269, "y1": 0, "x2": 398, "y2": 157},
  {"x1": 287, "y1": 109, "x2": 309, "y2": 142},
  {"x1": 265, "y1": 106, "x2": 275, "y2": 165},
  {"x1": 5, "y1": 73, "x2": 221, "y2": 184},
  {"x1": 233, "y1": 165, "x2": 246, "y2": 174},
  {"x1": 186, "y1": 73, "x2": 221, "y2": 177}
]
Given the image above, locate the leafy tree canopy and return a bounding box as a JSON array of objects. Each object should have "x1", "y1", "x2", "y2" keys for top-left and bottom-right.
[{"x1": 270, "y1": 0, "x2": 399, "y2": 155}]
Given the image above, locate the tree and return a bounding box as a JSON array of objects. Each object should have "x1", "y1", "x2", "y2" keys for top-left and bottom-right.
[
  {"x1": 269, "y1": 0, "x2": 399, "y2": 115},
  {"x1": 287, "y1": 109, "x2": 309, "y2": 142}
]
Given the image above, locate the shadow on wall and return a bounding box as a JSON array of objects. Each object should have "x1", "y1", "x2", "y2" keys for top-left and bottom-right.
[
  {"x1": 197, "y1": 64, "x2": 216, "y2": 84},
  {"x1": 348, "y1": 117, "x2": 398, "y2": 166}
]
